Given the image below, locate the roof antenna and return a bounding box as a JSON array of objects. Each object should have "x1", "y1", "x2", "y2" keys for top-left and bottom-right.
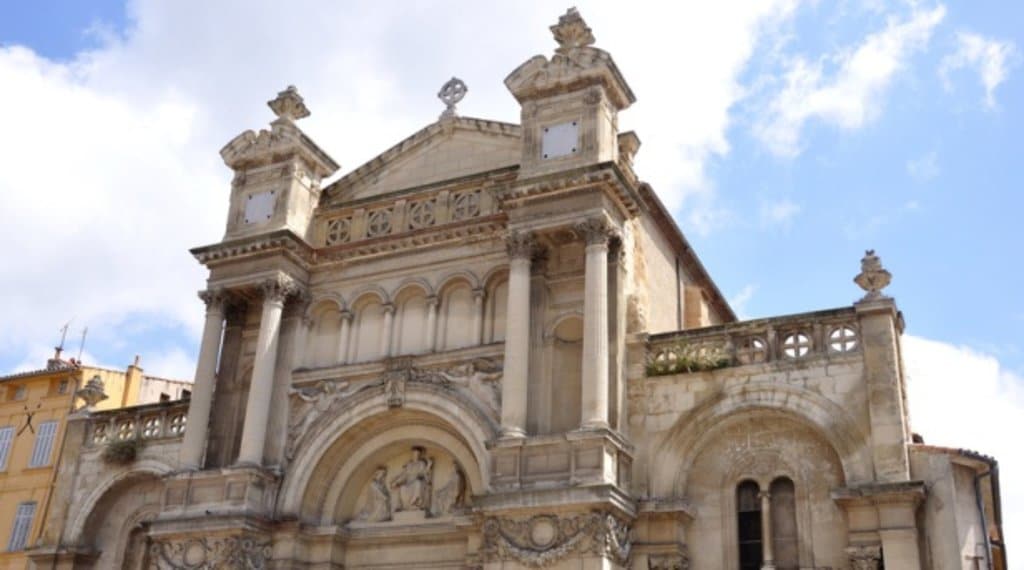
[
  {"x1": 54, "y1": 321, "x2": 71, "y2": 360},
  {"x1": 77, "y1": 326, "x2": 88, "y2": 363}
]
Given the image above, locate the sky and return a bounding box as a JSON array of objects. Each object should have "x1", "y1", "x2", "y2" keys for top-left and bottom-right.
[{"x1": 0, "y1": 0, "x2": 1021, "y2": 555}]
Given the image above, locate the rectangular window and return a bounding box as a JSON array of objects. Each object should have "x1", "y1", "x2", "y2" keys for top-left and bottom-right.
[
  {"x1": 0, "y1": 426, "x2": 13, "y2": 471},
  {"x1": 28, "y1": 421, "x2": 58, "y2": 468},
  {"x1": 6, "y1": 502, "x2": 36, "y2": 551}
]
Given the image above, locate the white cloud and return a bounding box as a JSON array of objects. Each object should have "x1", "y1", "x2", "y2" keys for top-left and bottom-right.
[
  {"x1": 755, "y1": 5, "x2": 946, "y2": 157},
  {"x1": 906, "y1": 150, "x2": 940, "y2": 182},
  {"x1": 759, "y1": 199, "x2": 802, "y2": 228},
  {"x1": 729, "y1": 284, "x2": 758, "y2": 320},
  {"x1": 904, "y1": 335, "x2": 1024, "y2": 556},
  {"x1": 940, "y1": 31, "x2": 1017, "y2": 109}
]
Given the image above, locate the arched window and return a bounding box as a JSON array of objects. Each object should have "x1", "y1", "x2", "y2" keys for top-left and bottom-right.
[
  {"x1": 352, "y1": 298, "x2": 385, "y2": 362},
  {"x1": 439, "y1": 282, "x2": 475, "y2": 350},
  {"x1": 737, "y1": 480, "x2": 763, "y2": 570},
  {"x1": 307, "y1": 303, "x2": 341, "y2": 367},
  {"x1": 393, "y1": 289, "x2": 429, "y2": 355},
  {"x1": 485, "y1": 278, "x2": 508, "y2": 344},
  {"x1": 771, "y1": 477, "x2": 799, "y2": 569}
]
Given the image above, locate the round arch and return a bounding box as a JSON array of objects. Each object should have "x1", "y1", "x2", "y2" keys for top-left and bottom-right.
[
  {"x1": 278, "y1": 382, "x2": 497, "y2": 523},
  {"x1": 348, "y1": 284, "x2": 391, "y2": 307},
  {"x1": 435, "y1": 270, "x2": 481, "y2": 294},
  {"x1": 392, "y1": 277, "x2": 435, "y2": 300},
  {"x1": 650, "y1": 383, "x2": 870, "y2": 496},
  {"x1": 304, "y1": 292, "x2": 346, "y2": 319},
  {"x1": 65, "y1": 460, "x2": 172, "y2": 546}
]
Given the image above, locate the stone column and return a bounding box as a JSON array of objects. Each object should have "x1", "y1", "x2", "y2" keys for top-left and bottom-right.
[
  {"x1": 381, "y1": 303, "x2": 396, "y2": 357},
  {"x1": 237, "y1": 277, "x2": 295, "y2": 466},
  {"x1": 577, "y1": 218, "x2": 614, "y2": 430},
  {"x1": 472, "y1": 288, "x2": 485, "y2": 345},
  {"x1": 501, "y1": 231, "x2": 537, "y2": 437},
  {"x1": 425, "y1": 295, "x2": 439, "y2": 352},
  {"x1": 759, "y1": 490, "x2": 776, "y2": 570},
  {"x1": 180, "y1": 288, "x2": 226, "y2": 470},
  {"x1": 337, "y1": 310, "x2": 352, "y2": 364}
]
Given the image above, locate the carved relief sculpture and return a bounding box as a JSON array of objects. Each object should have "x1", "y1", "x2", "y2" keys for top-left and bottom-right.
[
  {"x1": 357, "y1": 466, "x2": 392, "y2": 522},
  {"x1": 285, "y1": 380, "x2": 352, "y2": 460},
  {"x1": 431, "y1": 464, "x2": 468, "y2": 517},
  {"x1": 390, "y1": 446, "x2": 434, "y2": 513},
  {"x1": 482, "y1": 512, "x2": 632, "y2": 567}
]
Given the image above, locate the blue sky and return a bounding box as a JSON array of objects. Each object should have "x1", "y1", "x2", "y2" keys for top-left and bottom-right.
[{"x1": 0, "y1": 0, "x2": 1021, "y2": 551}]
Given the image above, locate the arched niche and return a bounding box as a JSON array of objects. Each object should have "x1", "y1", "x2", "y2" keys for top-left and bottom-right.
[
  {"x1": 306, "y1": 300, "x2": 343, "y2": 367},
  {"x1": 483, "y1": 271, "x2": 508, "y2": 344},
  {"x1": 438, "y1": 280, "x2": 476, "y2": 351},
  {"x1": 72, "y1": 471, "x2": 165, "y2": 569},
  {"x1": 351, "y1": 294, "x2": 386, "y2": 363},
  {"x1": 548, "y1": 315, "x2": 583, "y2": 433},
  {"x1": 393, "y1": 285, "x2": 430, "y2": 355},
  {"x1": 683, "y1": 413, "x2": 848, "y2": 570}
]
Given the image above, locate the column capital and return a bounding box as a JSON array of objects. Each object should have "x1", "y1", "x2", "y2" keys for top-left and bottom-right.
[
  {"x1": 197, "y1": 288, "x2": 229, "y2": 312},
  {"x1": 260, "y1": 275, "x2": 301, "y2": 304},
  {"x1": 472, "y1": 287, "x2": 486, "y2": 300},
  {"x1": 758, "y1": 490, "x2": 772, "y2": 501},
  {"x1": 340, "y1": 309, "x2": 354, "y2": 321},
  {"x1": 575, "y1": 217, "x2": 619, "y2": 247},
  {"x1": 426, "y1": 294, "x2": 440, "y2": 307},
  {"x1": 845, "y1": 545, "x2": 882, "y2": 570},
  {"x1": 382, "y1": 302, "x2": 396, "y2": 315},
  {"x1": 505, "y1": 230, "x2": 539, "y2": 260}
]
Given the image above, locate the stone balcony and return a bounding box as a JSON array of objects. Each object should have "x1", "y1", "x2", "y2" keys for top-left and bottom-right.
[
  {"x1": 85, "y1": 399, "x2": 190, "y2": 449},
  {"x1": 646, "y1": 307, "x2": 863, "y2": 376}
]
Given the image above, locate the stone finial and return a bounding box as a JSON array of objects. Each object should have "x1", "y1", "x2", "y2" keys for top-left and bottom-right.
[
  {"x1": 551, "y1": 7, "x2": 595, "y2": 54},
  {"x1": 75, "y1": 375, "x2": 108, "y2": 410},
  {"x1": 437, "y1": 77, "x2": 467, "y2": 119},
  {"x1": 268, "y1": 85, "x2": 310, "y2": 122},
  {"x1": 854, "y1": 249, "x2": 892, "y2": 301}
]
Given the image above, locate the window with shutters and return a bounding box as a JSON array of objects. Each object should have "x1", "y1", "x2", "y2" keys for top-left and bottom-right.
[
  {"x1": 28, "y1": 420, "x2": 58, "y2": 467},
  {"x1": 6, "y1": 502, "x2": 35, "y2": 551},
  {"x1": 0, "y1": 426, "x2": 13, "y2": 471}
]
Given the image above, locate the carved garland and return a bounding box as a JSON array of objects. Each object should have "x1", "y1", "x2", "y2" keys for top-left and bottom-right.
[
  {"x1": 149, "y1": 536, "x2": 271, "y2": 570},
  {"x1": 482, "y1": 512, "x2": 631, "y2": 567}
]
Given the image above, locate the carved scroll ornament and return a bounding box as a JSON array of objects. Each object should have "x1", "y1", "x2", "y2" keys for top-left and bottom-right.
[
  {"x1": 149, "y1": 535, "x2": 271, "y2": 570},
  {"x1": 482, "y1": 512, "x2": 631, "y2": 567}
]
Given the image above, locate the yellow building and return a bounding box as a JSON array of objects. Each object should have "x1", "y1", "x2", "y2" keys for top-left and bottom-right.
[{"x1": 0, "y1": 351, "x2": 189, "y2": 570}]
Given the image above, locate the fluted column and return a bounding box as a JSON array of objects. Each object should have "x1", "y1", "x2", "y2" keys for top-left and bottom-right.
[
  {"x1": 425, "y1": 295, "x2": 439, "y2": 352},
  {"x1": 577, "y1": 218, "x2": 615, "y2": 430},
  {"x1": 760, "y1": 490, "x2": 776, "y2": 570},
  {"x1": 472, "y1": 288, "x2": 485, "y2": 345},
  {"x1": 501, "y1": 231, "x2": 537, "y2": 437},
  {"x1": 237, "y1": 276, "x2": 295, "y2": 466},
  {"x1": 179, "y1": 288, "x2": 227, "y2": 470},
  {"x1": 337, "y1": 310, "x2": 352, "y2": 364},
  {"x1": 381, "y1": 303, "x2": 395, "y2": 357}
]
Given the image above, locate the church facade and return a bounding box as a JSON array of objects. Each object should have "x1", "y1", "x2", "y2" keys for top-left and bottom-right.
[{"x1": 28, "y1": 9, "x2": 1005, "y2": 570}]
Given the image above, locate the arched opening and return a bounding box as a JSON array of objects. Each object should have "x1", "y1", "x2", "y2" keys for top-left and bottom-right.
[
  {"x1": 771, "y1": 476, "x2": 799, "y2": 569},
  {"x1": 352, "y1": 296, "x2": 386, "y2": 362},
  {"x1": 737, "y1": 480, "x2": 762, "y2": 570},
  {"x1": 485, "y1": 278, "x2": 508, "y2": 344},
  {"x1": 76, "y1": 473, "x2": 163, "y2": 569},
  {"x1": 439, "y1": 281, "x2": 475, "y2": 350},
  {"x1": 393, "y1": 288, "x2": 430, "y2": 355}
]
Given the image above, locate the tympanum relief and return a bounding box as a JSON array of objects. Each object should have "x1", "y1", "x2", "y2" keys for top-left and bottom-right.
[{"x1": 353, "y1": 446, "x2": 470, "y2": 524}]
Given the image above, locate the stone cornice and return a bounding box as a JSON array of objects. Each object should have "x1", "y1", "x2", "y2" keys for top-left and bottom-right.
[
  {"x1": 499, "y1": 162, "x2": 642, "y2": 218},
  {"x1": 505, "y1": 46, "x2": 636, "y2": 110},
  {"x1": 831, "y1": 480, "x2": 927, "y2": 508},
  {"x1": 191, "y1": 229, "x2": 314, "y2": 268},
  {"x1": 220, "y1": 120, "x2": 338, "y2": 178}
]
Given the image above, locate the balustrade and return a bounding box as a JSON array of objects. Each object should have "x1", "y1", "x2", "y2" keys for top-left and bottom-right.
[{"x1": 86, "y1": 400, "x2": 190, "y2": 448}]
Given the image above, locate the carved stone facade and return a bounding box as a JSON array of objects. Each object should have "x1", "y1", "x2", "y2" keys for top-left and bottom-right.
[{"x1": 32, "y1": 9, "x2": 1005, "y2": 570}]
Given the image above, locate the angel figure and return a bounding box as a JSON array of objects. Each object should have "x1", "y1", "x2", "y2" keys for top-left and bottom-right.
[{"x1": 357, "y1": 466, "x2": 391, "y2": 522}]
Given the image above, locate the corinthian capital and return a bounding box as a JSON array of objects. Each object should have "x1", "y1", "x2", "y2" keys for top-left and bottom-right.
[
  {"x1": 261, "y1": 275, "x2": 300, "y2": 304},
  {"x1": 505, "y1": 230, "x2": 539, "y2": 260},
  {"x1": 846, "y1": 545, "x2": 882, "y2": 570},
  {"x1": 198, "y1": 288, "x2": 228, "y2": 312},
  {"x1": 575, "y1": 217, "x2": 618, "y2": 246}
]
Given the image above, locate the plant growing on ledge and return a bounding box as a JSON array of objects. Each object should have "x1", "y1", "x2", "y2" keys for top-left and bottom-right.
[
  {"x1": 647, "y1": 342, "x2": 731, "y2": 376},
  {"x1": 102, "y1": 439, "x2": 142, "y2": 465}
]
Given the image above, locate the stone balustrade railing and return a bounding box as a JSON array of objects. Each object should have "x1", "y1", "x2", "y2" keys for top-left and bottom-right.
[
  {"x1": 85, "y1": 400, "x2": 190, "y2": 448},
  {"x1": 320, "y1": 185, "x2": 500, "y2": 247},
  {"x1": 646, "y1": 307, "x2": 860, "y2": 376}
]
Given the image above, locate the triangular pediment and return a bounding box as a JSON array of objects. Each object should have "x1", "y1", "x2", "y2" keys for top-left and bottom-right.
[{"x1": 325, "y1": 117, "x2": 522, "y2": 203}]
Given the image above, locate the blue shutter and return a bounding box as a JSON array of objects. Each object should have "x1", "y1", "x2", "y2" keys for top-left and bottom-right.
[{"x1": 7, "y1": 502, "x2": 36, "y2": 551}]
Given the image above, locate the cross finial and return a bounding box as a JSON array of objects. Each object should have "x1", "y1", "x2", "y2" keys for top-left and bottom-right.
[
  {"x1": 551, "y1": 7, "x2": 595, "y2": 54},
  {"x1": 438, "y1": 77, "x2": 467, "y2": 119},
  {"x1": 854, "y1": 249, "x2": 892, "y2": 301},
  {"x1": 268, "y1": 85, "x2": 310, "y2": 122}
]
